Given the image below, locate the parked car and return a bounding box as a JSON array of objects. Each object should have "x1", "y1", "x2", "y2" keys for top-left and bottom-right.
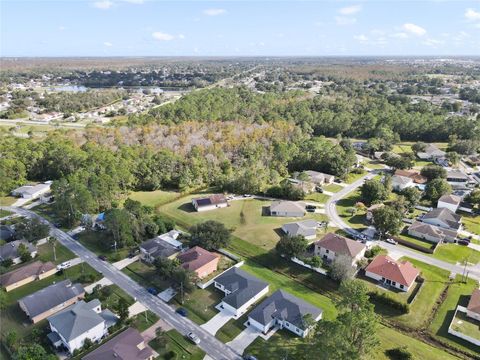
[
  {"x1": 334, "y1": 179, "x2": 342, "y2": 183},
  {"x1": 243, "y1": 194, "x2": 253, "y2": 198},
  {"x1": 187, "y1": 332, "x2": 201, "y2": 345},
  {"x1": 458, "y1": 239, "x2": 470, "y2": 246},
  {"x1": 385, "y1": 238, "x2": 398, "y2": 245},
  {"x1": 98, "y1": 255, "x2": 107, "y2": 261},
  {"x1": 176, "y1": 308, "x2": 188, "y2": 317},
  {"x1": 72, "y1": 234, "x2": 80, "y2": 240},
  {"x1": 315, "y1": 186, "x2": 324, "y2": 193},
  {"x1": 243, "y1": 356, "x2": 258, "y2": 360},
  {"x1": 147, "y1": 287, "x2": 158, "y2": 295},
  {"x1": 57, "y1": 261, "x2": 71, "y2": 270}
]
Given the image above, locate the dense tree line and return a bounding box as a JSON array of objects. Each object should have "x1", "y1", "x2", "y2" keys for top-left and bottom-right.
[{"x1": 38, "y1": 89, "x2": 126, "y2": 113}]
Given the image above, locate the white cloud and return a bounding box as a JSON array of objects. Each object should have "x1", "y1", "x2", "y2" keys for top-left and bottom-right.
[
  {"x1": 152, "y1": 32, "x2": 175, "y2": 41},
  {"x1": 402, "y1": 23, "x2": 426, "y2": 36},
  {"x1": 178, "y1": 34, "x2": 185, "y2": 39},
  {"x1": 58, "y1": 25, "x2": 66, "y2": 31},
  {"x1": 104, "y1": 42, "x2": 113, "y2": 47},
  {"x1": 123, "y1": 0, "x2": 144, "y2": 3},
  {"x1": 203, "y1": 8, "x2": 226, "y2": 16},
  {"x1": 93, "y1": 0, "x2": 114, "y2": 9},
  {"x1": 391, "y1": 32, "x2": 408, "y2": 39},
  {"x1": 422, "y1": 38, "x2": 444, "y2": 47},
  {"x1": 353, "y1": 34, "x2": 368, "y2": 42},
  {"x1": 465, "y1": 8, "x2": 480, "y2": 21},
  {"x1": 339, "y1": 5, "x2": 362, "y2": 15},
  {"x1": 335, "y1": 16, "x2": 357, "y2": 25}
]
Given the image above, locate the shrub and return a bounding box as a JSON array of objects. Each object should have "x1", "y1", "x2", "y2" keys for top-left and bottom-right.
[
  {"x1": 368, "y1": 291, "x2": 409, "y2": 313},
  {"x1": 386, "y1": 346, "x2": 414, "y2": 360},
  {"x1": 365, "y1": 245, "x2": 383, "y2": 259}
]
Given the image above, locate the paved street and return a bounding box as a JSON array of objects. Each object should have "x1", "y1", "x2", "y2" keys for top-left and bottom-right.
[
  {"x1": 2, "y1": 206, "x2": 241, "y2": 360},
  {"x1": 324, "y1": 171, "x2": 480, "y2": 282}
]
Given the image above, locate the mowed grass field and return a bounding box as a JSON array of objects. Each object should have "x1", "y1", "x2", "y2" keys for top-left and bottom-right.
[
  {"x1": 128, "y1": 190, "x2": 181, "y2": 209},
  {"x1": 159, "y1": 196, "x2": 328, "y2": 250}
]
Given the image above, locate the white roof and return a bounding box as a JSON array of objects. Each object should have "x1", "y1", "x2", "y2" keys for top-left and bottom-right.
[{"x1": 158, "y1": 230, "x2": 183, "y2": 249}]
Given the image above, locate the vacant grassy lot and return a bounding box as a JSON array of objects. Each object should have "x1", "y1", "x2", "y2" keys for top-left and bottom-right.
[
  {"x1": 122, "y1": 260, "x2": 171, "y2": 291},
  {"x1": 344, "y1": 170, "x2": 367, "y2": 184},
  {"x1": 428, "y1": 275, "x2": 480, "y2": 356},
  {"x1": 159, "y1": 196, "x2": 328, "y2": 250},
  {"x1": 0, "y1": 196, "x2": 17, "y2": 206},
  {"x1": 304, "y1": 192, "x2": 330, "y2": 204},
  {"x1": 176, "y1": 286, "x2": 223, "y2": 325},
  {"x1": 434, "y1": 244, "x2": 480, "y2": 265},
  {"x1": 36, "y1": 241, "x2": 76, "y2": 264},
  {"x1": 462, "y1": 213, "x2": 480, "y2": 235},
  {"x1": 0, "y1": 209, "x2": 12, "y2": 218},
  {"x1": 77, "y1": 230, "x2": 130, "y2": 262},
  {"x1": 323, "y1": 183, "x2": 343, "y2": 193},
  {"x1": 335, "y1": 190, "x2": 369, "y2": 230},
  {"x1": 149, "y1": 330, "x2": 205, "y2": 360},
  {"x1": 128, "y1": 190, "x2": 181, "y2": 209},
  {"x1": 397, "y1": 233, "x2": 434, "y2": 251}
]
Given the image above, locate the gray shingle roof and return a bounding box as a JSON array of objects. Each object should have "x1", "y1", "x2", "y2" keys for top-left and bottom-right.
[
  {"x1": 282, "y1": 220, "x2": 317, "y2": 238},
  {"x1": 48, "y1": 299, "x2": 118, "y2": 342},
  {"x1": 423, "y1": 208, "x2": 461, "y2": 230},
  {"x1": 19, "y1": 280, "x2": 84, "y2": 318},
  {"x1": 270, "y1": 201, "x2": 305, "y2": 214},
  {"x1": 0, "y1": 240, "x2": 36, "y2": 261},
  {"x1": 140, "y1": 237, "x2": 179, "y2": 259},
  {"x1": 215, "y1": 267, "x2": 268, "y2": 309},
  {"x1": 248, "y1": 290, "x2": 322, "y2": 329}
]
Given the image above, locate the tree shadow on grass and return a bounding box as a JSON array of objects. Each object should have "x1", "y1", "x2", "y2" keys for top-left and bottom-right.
[{"x1": 177, "y1": 202, "x2": 196, "y2": 213}]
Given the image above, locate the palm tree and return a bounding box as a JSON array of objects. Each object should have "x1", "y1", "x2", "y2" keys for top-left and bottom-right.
[{"x1": 48, "y1": 236, "x2": 57, "y2": 262}]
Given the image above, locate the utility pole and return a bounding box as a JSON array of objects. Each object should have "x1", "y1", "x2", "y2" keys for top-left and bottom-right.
[
  {"x1": 180, "y1": 281, "x2": 184, "y2": 304},
  {"x1": 144, "y1": 310, "x2": 148, "y2": 324}
]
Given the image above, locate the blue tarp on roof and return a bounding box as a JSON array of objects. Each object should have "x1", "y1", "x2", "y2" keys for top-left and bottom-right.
[{"x1": 96, "y1": 212, "x2": 105, "y2": 221}]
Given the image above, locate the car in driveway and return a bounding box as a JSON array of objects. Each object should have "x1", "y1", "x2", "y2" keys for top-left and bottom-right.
[
  {"x1": 147, "y1": 287, "x2": 158, "y2": 295},
  {"x1": 176, "y1": 308, "x2": 188, "y2": 317},
  {"x1": 458, "y1": 239, "x2": 470, "y2": 246},
  {"x1": 385, "y1": 238, "x2": 398, "y2": 245},
  {"x1": 187, "y1": 332, "x2": 201, "y2": 344},
  {"x1": 98, "y1": 255, "x2": 107, "y2": 261},
  {"x1": 57, "y1": 261, "x2": 72, "y2": 270}
]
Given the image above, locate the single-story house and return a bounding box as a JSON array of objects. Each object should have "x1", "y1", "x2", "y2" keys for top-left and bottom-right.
[
  {"x1": 391, "y1": 175, "x2": 414, "y2": 191},
  {"x1": 18, "y1": 279, "x2": 85, "y2": 323},
  {"x1": 11, "y1": 181, "x2": 52, "y2": 199},
  {"x1": 437, "y1": 194, "x2": 462, "y2": 213},
  {"x1": 269, "y1": 201, "x2": 306, "y2": 217},
  {"x1": 247, "y1": 290, "x2": 323, "y2": 338},
  {"x1": 192, "y1": 194, "x2": 228, "y2": 212},
  {"x1": 421, "y1": 207, "x2": 462, "y2": 231},
  {"x1": 394, "y1": 169, "x2": 427, "y2": 185},
  {"x1": 139, "y1": 232, "x2": 183, "y2": 262},
  {"x1": 366, "y1": 203, "x2": 384, "y2": 222},
  {"x1": 177, "y1": 246, "x2": 219, "y2": 279},
  {"x1": 0, "y1": 240, "x2": 37, "y2": 265},
  {"x1": 365, "y1": 255, "x2": 419, "y2": 292},
  {"x1": 407, "y1": 221, "x2": 457, "y2": 243},
  {"x1": 465, "y1": 155, "x2": 480, "y2": 167},
  {"x1": 314, "y1": 233, "x2": 366, "y2": 266},
  {"x1": 417, "y1": 144, "x2": 446, "y2": 160},
  {"x1": 82, "y1": 327, "x2": 154, "y2": 360},
  {"x1": 466, "y1": 289, "x2": 480, "y2": 322},
  {"x1": 446, "y1": 170, "x2": 470, "y2": 187},
  {"x1": 0, "y1": 225, "x2": 15, "y2": 242},
  {"x1": 48, "y1": 299, "x2": 118, "y2": 354},
  {"x1": 288, "y1": 179, "x2": 316, "y2": 194},
  {"x1": 0, "y1": 260, "x2": 57, "y2": 292},
  {"x1": 214, "y1": 267, "x2": 269, "y2": 317},
  {"x1": 459, "y1": 201, "x2": 474, "y2": 214},
  {"x1": 281, "y1": 219, "x2": 318, "y2": 240},
  {"x1": 303, "y1": 170, "x2": 335, "y2": 185}
]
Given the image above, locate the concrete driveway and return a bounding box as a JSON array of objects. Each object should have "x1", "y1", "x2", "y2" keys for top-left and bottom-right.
[
  {"x1": 112, "y1": 255, "x2": 139, "y2": 270},
  {"x1": 201, "y1": 309, "x2": 234, "y2": 335},
  {"x1": 227, "y1": 326, "x2": 260, "y2": 354}
]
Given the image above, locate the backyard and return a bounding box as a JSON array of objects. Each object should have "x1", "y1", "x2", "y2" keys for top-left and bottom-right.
[
  {"x1": 149, "y1": 330, "x2": 205, "y2": 360},
  {"x1": 450, "y1": 311, "x2": 480, "y2": 342},
  {"x1": 462, "y1": 213, "x2": 480, "y2": 235},
  {"x1": 128, "y1": 189, "x2": 181, "y2": 209},
  {"x1": 159, "y1": 195, "x2": 328, "y2": 250},
  {"x1": 122, "y1": 260, "x2": 171, "y2": 291}
]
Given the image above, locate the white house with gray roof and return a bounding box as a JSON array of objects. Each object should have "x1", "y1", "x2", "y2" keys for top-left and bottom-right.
[
  {"x1": 269, "y1": 201, "x2": 306, "y2": 217},
  {"x1": 247, "y1": 290, "x2": 322, "y2": 338},
  {"x1": 417, "y1": 144, "x2": 445, "y2": 160},
  {"x1": 421, "y1": 208, "x2": 462, "y2": 231},
  {"x1": 437, "y1": 194, "x2": 462, "y2": 213},
  {"x1": 47, "y1": 299, "x2": 118, "y2": 354},
  {"x1": 281, "y1": 220, "x2": 318, "y2": 240},
  {"x1": 214, "y1": 267, "x2": 269, "y2": 318},
  {"x1": 11, "y1": 181, "x2": 52, "y2": 199},
  {"x1": 303, "y1": 170, "x2": 335, "y2": 185},
  {"x1": 0, "y1": 240, "x2": 37, "y2": 265}
]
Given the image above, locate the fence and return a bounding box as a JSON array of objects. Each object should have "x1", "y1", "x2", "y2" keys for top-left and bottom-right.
[
  {"x1": 393, "y1": 235, "x2": 437, "y2": 254},
  {"x1": 196, "y1": 260, "x2": 245, "y2": 289},
  {"x1": 290, "y1": 257, "x2": 328, "y2": 275},
  {"x1": 448, "y1": 306, "x2": 480, "y2": 347}
]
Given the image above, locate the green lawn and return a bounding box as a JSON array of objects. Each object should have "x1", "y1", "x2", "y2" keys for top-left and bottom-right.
[
  {"x1": 122, "y1": 261, "x2": 171, "y2": 291},
  {"x1": 130, "y1": 310, "x2": 159, "y2": 332},
  {"x1": 344, "y1": 170, "x2": 368, "y2": 184},
  {"x1": 335, "y1": 190, "x2": 369, "y2": 230},
  {"x1": 149, "y1": 330, "x2": 205, "y2": 360},
  {"x1": 0, "y1": 209, "x2": 13, "y2": 218},
  {"x1": 216, "y1": 314, "x2": 248, "y2": 343},
  {"x1": 365, "y1": 160, "x2": 387, "y2": 170},
  {"x1": 77, "y1": 230, "x2": 130, "y2": 262},
  {"x1": 323, "y1": 183, "x2": 343, "y2": 193},
  {"x1": 428, "y1": 275, "x2": 480, "y2": 356},
  {"x1": 0, "y1": 196, "x2": 17, "y2": 206},
  {"x1": 462, "y1": 214, "x2": 480, "y2": 235},
  {"x1": 450, "y1": 311, "x2": 480, "y2": 341},
  {"x1": 36, "y1": 241, "x2": 76, "y2": 265},
  {"x1": 128, "y1": 190, "x2": 181, "y2": 209},
  {"x1": 159, "y1": 196, "x2": 328, "y2": 250},
  {"x1": 304, "y1": 192, "x2": 330, "y2": 204},
  {"x1": 397, "y1": 233, "x2": 434, "y2": 251},
  {"x1": 99, "y1": 284, "x2": 135, "y2": 310},
  {"x1": 434, "y1": 244, "x2": 480, "y2": 265},
  {"x1": 176, "y1": 287, "x2": 223, "y2": 325}
]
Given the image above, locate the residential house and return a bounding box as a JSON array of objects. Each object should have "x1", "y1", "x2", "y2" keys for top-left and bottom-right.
[
  {"x1": 422, "y1": 208, "x2": 462, "y2": 231},
  {"x1": 394, "y1": 169, "x2": 427, "y2": 189},
  {"x1": 269, "y1": 201, "x2": 306, "y2": 217},
  {"x1": 47, "y1": 299, "x2": 118, "y2": 354},
  {"x1": 365, "y1": 255, "x2": 419, "y2": 292},
  {"x1": 314, "y1": 233, "x2": 366, "y2": 266},
  {"x1": 11, "y1": 181, "x2": 52, "y2": 199},
  {"x1": 465, "y1": 155, "x2": 480, "y2": 167},
  {"x1": 177, "y1": 246, "x2": 219, "y2": 279},
  {"x1": 407, "y1": 221, "x2": 457, "y2": 243},
  {"x1": 466, "y1": 289, "x2": 480, "y2": 322},
  {"x1": 437, "y1": 194, "x2": 462, "y2": 213},
  {"x1": 446, "y1": 170, "x2": 470, "y2": 187},
  {"x1": 139, "y1": 231, "x2": 183, "y2": 262},
  {"x1": 281, "y1": 219, "x2": 318, "y2": 240},
  {"x1": 214, "y1": 267, "x2": 269, "y2": 317},
  {"x1": 391, "y1": 175, "x2": 414, "y2": 191},
  {"x1": 0, "y1": 261, "x2": 56, "y2": 292},
  {"x1": 288, "y1": 179, "x2": 316, "y2": 194},
  {"x1": 247, "y1": 290, "x2": 322, "y2": 338},
  {"x1": 0, "y1": 225, "x2": 15, "y2": 242},
  {"x1": 18, "y1": 280, "x2": 85, "y2": 323},
  {"x1": 192, "y1": 194, "x2": 228, "y2": 212},
  {"x1": 417, "y1": 144, "x2": 446, "y2": 160},
  {"x1": 0, "y1": 240, "x2": 37, "y2": 265},
  {"x1": 366, "y1": 203, "x2": 384, "y2": 222},
  {"x1": 303, "y1": 170, "x2": 335, "y2": 185},
  {"x1": 82, "y1": 327, "x2": 154, "y2": 360}
]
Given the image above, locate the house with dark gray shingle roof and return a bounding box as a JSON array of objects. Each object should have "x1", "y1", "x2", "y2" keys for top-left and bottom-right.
[
  {"x1": 47, "y1": 299, "x2": 118, "y2": 354},
  {"x1": 269, "y1": 201, "x2": 306, "y2": 217},
  {"x1": 281, "y1": 219, "x2": 318, "y2": 240},
  {"x1": 18, "y1": 279, "x2": 85, "y2": 323},
  {"x1": 422, "y1": 207, "x2": 462, "y2": 231},
  {"x1": 214, "y1": 267, "x2": 269, "y2": 317},
  {"x1": 0, "y1": 240, "x2": 37, "y2": 265},
  {"x1": 247, "y1": 290, "x2": 322, "y2": 337}
]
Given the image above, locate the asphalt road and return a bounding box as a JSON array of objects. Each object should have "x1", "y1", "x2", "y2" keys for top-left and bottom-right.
[
  {"x1": 2, "y1": 206, "x2": 241, "y2": 360},
  {"x1": 324, "y1": 171, "x2": 480, "y2": 282}
]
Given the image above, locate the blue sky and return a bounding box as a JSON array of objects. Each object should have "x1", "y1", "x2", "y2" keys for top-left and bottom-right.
[{"x1": 1, "y1": 0, "x2": 480, "y2": 56}]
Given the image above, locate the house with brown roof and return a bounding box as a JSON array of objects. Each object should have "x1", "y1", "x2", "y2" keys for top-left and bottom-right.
[
  {"x1": 394, "y1": 169, "x2": 427, "y2": 185},
  {"x1": 365, "y1": 255, "x2": 419, "y2": 292},
  {"x1": 177, "y1": 246, "x2": 219, "y2": 279},
  {"x1": 314, "y1": 233, "x2": 366, "y2": 266},
  {"x1": 408, "y1": 221, "x2": 457, "y2": 244},
  {"x1": 467, "y1": 289, "x2": 480, "y2": 322},
  {"x1": 82, "y1": 327, "x2": 154, "y2": 360},
  {"x1": 192, "y1": 194, "x2": 228, "y2": 212},
  {"x1": 0, "y1": 261, "x2": 57, "y2": 292}
]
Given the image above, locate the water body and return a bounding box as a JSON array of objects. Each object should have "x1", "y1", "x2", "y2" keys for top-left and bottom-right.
[{"x1": 52, "y1": 85, "x2": 88, "y2": 92}]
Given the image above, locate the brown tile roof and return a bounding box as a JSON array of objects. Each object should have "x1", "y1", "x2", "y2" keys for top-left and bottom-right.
[
  {"x1": 82, "y1": 327, "x2": 153, "y2": 360},
  {"x1": 314, "y1": 233, "x2": 366, "y2": 258},
  {"x1": 365, "y1": 255, "x2": 419, "y2": 287},
  {"x1": 394, "y1": 170, "x2": 427, "y2": 184},
  {"x1": 467, "y1": 289, "x2": 480, "y2": 315},
  {"x1": 193, "y1": 194, "x2": 228, "y2": 207},
  {"x1": 177, "y1": 246, "x2": 218, "y2": 272},
  {"x1": 0, "y1": 261, "x2": 56, "y2": 287}
]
